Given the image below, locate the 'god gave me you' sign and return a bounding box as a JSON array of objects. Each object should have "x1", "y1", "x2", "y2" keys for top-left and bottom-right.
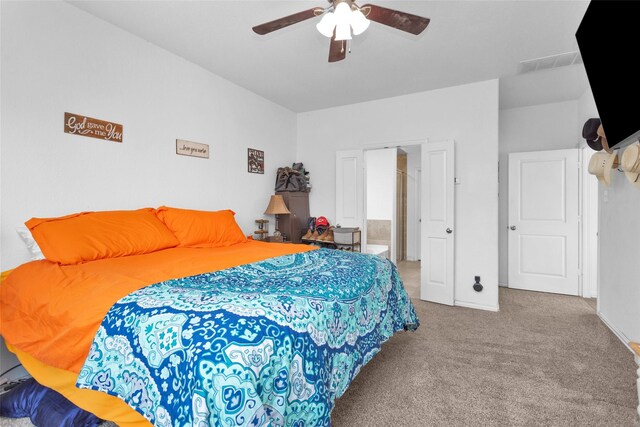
[{"x1": 64, "y1": 112, "x2": 123, "y2": 143}]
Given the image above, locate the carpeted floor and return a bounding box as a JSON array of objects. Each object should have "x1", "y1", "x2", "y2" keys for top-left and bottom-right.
[
  {"x1": 332, "y1": 261, "x2": 639, "y2": 426},
  {"x1": 1, "y1": 261, "x2": 637, "y2": 426}
]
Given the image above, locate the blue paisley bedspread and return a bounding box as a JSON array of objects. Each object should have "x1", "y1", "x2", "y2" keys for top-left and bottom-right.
[{"x1": 76, "y1": 248, "x2": 419, "y2": 427}]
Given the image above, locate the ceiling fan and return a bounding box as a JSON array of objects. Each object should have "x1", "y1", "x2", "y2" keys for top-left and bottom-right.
[{"x1": 252, "y1": 0, "x2": 430, "y2": 62}]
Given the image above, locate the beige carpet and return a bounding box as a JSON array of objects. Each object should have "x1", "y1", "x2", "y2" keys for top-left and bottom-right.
[
  {"x1": 397, "y1": 260, "x2": 421, "y2": 299},
  {"x1": 2, "y1": 261, "x2": 638, "y2": 426},
  {"x1": 332, "y1": 261, "x2": 639, "y2": 426}
]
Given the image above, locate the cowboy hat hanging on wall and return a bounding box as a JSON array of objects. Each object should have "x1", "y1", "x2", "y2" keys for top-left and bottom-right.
[
  {"x1": 582, "y1": 118, "x2": 613, "y2": 153},
  {"x1": 588, "y1": 150, "x2": 618, "y2": 186},
  {"x1": 583, "y1": 118, "x2": 604, "y2": 151},
  {"x1": 620, "y1": 142, "x2": 640, "y2": 189}
]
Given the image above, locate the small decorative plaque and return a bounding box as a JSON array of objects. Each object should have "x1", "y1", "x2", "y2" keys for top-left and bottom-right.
[
  {"x1": 176, "y1": 139, "x2": 209, "y2": 159},
  {"x1": 64, "y1": 112, "x2": 123, "y2": 143},
  {"x1": 248, "y1": 148, "x2": 264, "y2": 174}
]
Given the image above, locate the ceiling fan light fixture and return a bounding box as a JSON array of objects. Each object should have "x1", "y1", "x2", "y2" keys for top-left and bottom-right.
[
  {"x1": 335, "y1": 22, "x2": 352, "y2": 41},
  {"x1": 334, "y1": 2, "x2": 352, "y2": 26},
  {"x1": 350, "y1": 8, "x2": 370, "y2": 35},
  {"x1": 252, "y1": 1, "x2": 430, "y2": 63},
  {"x1": 316, "y1": 12, "x2": 336, "y2": 38}
]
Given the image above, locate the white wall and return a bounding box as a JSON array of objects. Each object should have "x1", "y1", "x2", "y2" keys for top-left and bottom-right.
[
  {"x1": 498, "y1": 101, "x2": 580, "y2": 285},
  {"x1": 577, "y1": 86, "x2": 599, "y2": 126},
  {"x1": 0, "y1": 1, "x2": 296, "y2": 271},
  {"x1": 297, "y1": 79, "x2": 500, "y2": 310},
  {"x1": 365, "y1": 148, "x2": 395, "y2": 220},
  {"x1": 582, "y1": 83, "x2": 640, "y2": 344},
  {"x1": 405, "y1": 145, "x2": 421, "y2": 261},
  {"x1": 598, "y1": 173, "x2": 640, "y2": 344},
  {"x1": 0, "y1": 1, "x2": 296, "y2": 374}
]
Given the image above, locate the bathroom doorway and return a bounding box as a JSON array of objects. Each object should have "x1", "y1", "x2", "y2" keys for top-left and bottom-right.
[
  {"x1": 337, "y1": 140, "x2": 456, "y2": 303},
  {"x1": 364, "y1": 144, "x2": 422, "y2": 269},
  {"x1": 397, "y1": 149, "x2": 407, "y2": 262}
]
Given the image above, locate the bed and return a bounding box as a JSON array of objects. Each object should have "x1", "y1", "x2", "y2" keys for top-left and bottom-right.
[{"x1": 0, "y1": 207, "x2": 419, "y2": 426}]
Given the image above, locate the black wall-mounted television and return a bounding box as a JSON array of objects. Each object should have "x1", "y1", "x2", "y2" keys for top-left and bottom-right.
[{"x1": 576, "y1": 1, "x2": 640, "y2": 150}]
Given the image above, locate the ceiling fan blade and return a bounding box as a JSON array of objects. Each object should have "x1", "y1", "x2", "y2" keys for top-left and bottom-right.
[
  {"x1": 329, "y1": 32, "x2": 347, "y2": 63},
  {"x1": 253, "y1": 8, "x2": 323, "y2": 35},
  {"x1": 361, "y1": 4, "x2": 430, "y2": 35}
]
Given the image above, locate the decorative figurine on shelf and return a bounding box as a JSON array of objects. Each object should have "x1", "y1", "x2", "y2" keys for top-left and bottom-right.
[{"x1": 254, "y1": 219, "x2": 269, "y2": 240}]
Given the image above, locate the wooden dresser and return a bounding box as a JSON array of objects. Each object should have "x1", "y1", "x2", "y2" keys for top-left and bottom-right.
[{"x1": 276, "y1": 191, "x2": 309, "y2": 243}]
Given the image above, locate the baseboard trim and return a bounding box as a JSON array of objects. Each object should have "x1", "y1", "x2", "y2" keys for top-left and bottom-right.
[
  {"x1": 455, "y1": 300, "x2": 499, "y2": 312},
  {"x1": 499, "y1": 282, "x2": 509, "y2": 288},
  {"x1": 598, "y1": 311, "x2": 633, "y2": 353}
]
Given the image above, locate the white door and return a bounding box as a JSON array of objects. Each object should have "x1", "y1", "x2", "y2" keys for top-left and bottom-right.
[
  {"x1": 336, "y1": 150, "x2": 364, "y2": 229},
  {"x1": 421, "y1": 141, "x2": 455, "y2": 305},
  {"x1": 508, "y1": 149, "x2": 580, "y2": 295}
]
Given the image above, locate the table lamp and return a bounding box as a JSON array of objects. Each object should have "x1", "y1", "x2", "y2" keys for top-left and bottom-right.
[{"x1": 264, "y1": 195, "x2": 291, "y2": 237}]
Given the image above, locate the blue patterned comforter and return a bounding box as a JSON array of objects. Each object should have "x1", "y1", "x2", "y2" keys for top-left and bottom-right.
[{"x1": 76, "y1": 248, "x2": 418, "y2": 426}]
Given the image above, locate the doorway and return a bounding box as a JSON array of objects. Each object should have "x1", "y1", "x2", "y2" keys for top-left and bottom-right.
[
  {"x1": 363, "y1": 145, "x2": 423, "y2": 268},
  {"x1": 364, "y1": 147, "x2": 396, "y2": 262},
  {"x1": 362, "y1": 145, "x2": 425, "y2": 300},
  {"x1": 336, "y1": 140, "x2": 456, "y2": 306},
  {"x1": 397, "y1": 149, "x2": 408, "y2": 262},
  {"x1": 397, "y1": 147, "x2": 422, "y2": 299}
]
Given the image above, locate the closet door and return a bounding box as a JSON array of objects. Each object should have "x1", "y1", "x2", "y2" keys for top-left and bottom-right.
[{"x1": 508, "y1": 149, "x2": 579, "y2": 295}]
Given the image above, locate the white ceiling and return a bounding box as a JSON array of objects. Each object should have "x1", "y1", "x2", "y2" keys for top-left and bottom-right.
[{"x1": 68, "y1": 0, "x2": 591, "y2": 112}]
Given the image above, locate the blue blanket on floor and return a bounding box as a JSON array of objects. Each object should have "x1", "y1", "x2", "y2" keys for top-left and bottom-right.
[
  {"x1": 76, "y1": 249, "x2": 418, "y2": 426},
  {"x1": 0, "y1": 378, "x2": 102, "y2": 426}
]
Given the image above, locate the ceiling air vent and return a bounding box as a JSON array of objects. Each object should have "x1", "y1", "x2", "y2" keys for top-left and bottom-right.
[{"x1": 518, "y1": 51, "x2": 583, "y2": 74}]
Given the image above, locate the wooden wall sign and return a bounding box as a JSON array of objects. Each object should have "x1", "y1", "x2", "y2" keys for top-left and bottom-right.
[
  {"x1": 176, "y1": 139, "x2": 209, "y2": 159},
  {"x1": 248, "y1": 148, "x2": 264, "y2": 174},
  {"x1": 64, "y1": 112, "x2": 123, "y2": 143}
]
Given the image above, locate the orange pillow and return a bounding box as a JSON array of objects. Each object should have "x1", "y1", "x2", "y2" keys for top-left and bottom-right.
[
  {"x1": 26, "y1": 208, "x2": 179, "y2": 265},
  {"x1": 155, "y1": 206, "x2": 247, "y2": 248}
]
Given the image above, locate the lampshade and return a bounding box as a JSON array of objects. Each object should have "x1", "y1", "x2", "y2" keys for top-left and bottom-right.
[
  {"x1": 264, "y1": 195, "x2": 291, "y2": 215},
  {"x1": 350, "y1": 9, "x2": 370, "y2": 36},
  {"x1": 316, "y1": 12, "x2": 336, "y2": 38}
]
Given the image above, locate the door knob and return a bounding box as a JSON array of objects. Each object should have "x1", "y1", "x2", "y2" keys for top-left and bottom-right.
[
  {"x1": 510, "y1": 226, "x2": 516, "y2": 230},
  {"x1": 446, "y1": 228, "x2": 453, "y2": 234}
]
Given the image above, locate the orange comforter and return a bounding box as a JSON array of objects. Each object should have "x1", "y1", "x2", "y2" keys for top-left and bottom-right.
[{"x1": 0, "y1": 240, "x2": 314, "y2": 373}]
